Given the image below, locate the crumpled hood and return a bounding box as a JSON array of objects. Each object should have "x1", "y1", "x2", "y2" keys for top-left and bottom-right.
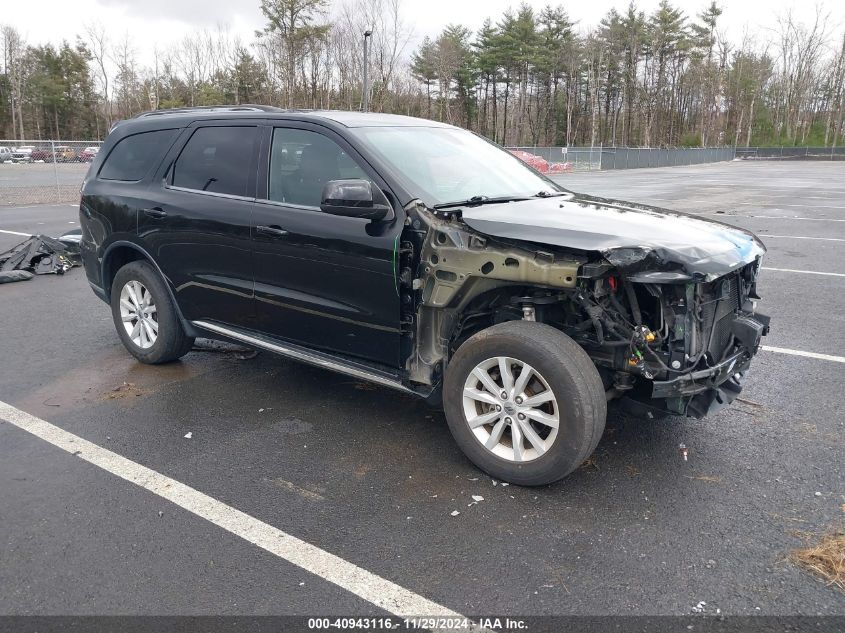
[{"x1": 460, "y1": 192, "x2": 766, "y2": 282}]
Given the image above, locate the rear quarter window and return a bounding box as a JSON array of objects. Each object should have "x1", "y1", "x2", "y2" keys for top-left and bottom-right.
[{"x1": 99, "y1": 129, "x2": 179, "y2": 181}]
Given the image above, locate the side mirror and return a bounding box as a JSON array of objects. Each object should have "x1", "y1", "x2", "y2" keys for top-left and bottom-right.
[{"x1": 320, "y1": 179, "x2": 391, "y2": 221}]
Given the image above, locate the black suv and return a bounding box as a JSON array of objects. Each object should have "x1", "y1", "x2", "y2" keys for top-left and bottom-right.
[{"x1": 80, "y1": 105, "x2": 770, "y2": 485}]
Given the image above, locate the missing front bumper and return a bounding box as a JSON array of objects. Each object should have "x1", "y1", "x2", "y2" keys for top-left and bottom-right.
[{"x1": 651, "y1": 350, "x2": 753, "y2": 399}]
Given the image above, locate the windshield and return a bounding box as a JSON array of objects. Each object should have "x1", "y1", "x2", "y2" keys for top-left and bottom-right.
[{"x1": 349, "y1": 126, "x2": 564, "y2": 207}]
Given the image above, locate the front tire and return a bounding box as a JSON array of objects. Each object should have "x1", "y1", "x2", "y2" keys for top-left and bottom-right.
[
  {"x1": 110, "y1": 260, "x2": 194, "y2": 364},
  {"x1": 443, "y1": 321, "x2": 606, "y2": 486}
]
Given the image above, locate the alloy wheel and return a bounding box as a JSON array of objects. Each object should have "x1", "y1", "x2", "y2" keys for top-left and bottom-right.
[
  {"x1": 462, "y1": 357, "x2": 560, "y2": 462},
  {"x1": 119, "y1": 280, "x2": 158, "y2": 349}
]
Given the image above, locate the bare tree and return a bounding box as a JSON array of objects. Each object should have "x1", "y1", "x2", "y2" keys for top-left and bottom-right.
[
  {"x1": 84, "y1": 22, "x2": 112, "y2": 124},
  {"x1": 1, "y1": 25, "x2": 26, "y2": 139}
]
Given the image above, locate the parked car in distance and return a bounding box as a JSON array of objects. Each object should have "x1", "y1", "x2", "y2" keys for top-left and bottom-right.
[
  {"x1": 80, "y1": 146, "x2": 100, "y2": 162},
  {"x1": 79, "y1": 106, "x2": 770, "y2": 486},
  {"x1": 508, "y1": 149, "x2": 572, "y2": 174},
  {"x1": 11, "y1": 146, "x2": 35, "y2": 162},
  {"x1": 30, "y1": 147, "x2": 52, "y2": 162},
  {"x1": 0, "y1": 146, "x2": 12, "y2": 163},
  {"x1": 53, "y1": 145, "x2": 79, "y2": 162}
]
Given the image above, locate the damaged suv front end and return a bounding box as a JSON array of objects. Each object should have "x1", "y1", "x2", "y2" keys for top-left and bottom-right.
[
  {"x1": 398, "y1": 189, "x2": 769, "y2": 420},
  {"x1": 451, "y1": 194, "x2": 770, "y2": 418}
]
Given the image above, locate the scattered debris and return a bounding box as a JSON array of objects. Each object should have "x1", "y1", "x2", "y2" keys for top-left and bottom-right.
[
  {"x1": 815, "y1": 491, "x2": 823, "y2": 497},
  {"x1": 101, "y1": 382, "x2": 146, "y2": 400},
  {"x1": 471, "y1": 495, "x2": 484, "y2": 502},
  {"x1": 0, "y1": 269, "x2": 33, "y2": 284},
  {"x1": 691, "y1": 601, "x2": 707, "y2": 613},
  {"x1": 501, "y1": 482, "x2": 509, "y2": 487},
  {"x1": 679, "y1": 443, "x2": 689, "y2": 461},
  {"x1": 158, "y1": 511, "x2": 163, "y2": 517},
  {"x1": 184, "y1": 432, "x2": 193, "y2": 439},
  {"x1": 791, "y1": 530, "x2": 845, "y2": 593},
  {"x1": 0, "y1": 233, "x2": 80, "y2": 280},
  {"x1": 190, "y1": 339, "x2": 258, "y2": 360},
  {"x1": 579, "y1": 455, "x2": 599, "y2": 470},
  {"x1": 626, "y1": 464, "x2": 642, "y2": 477},
  {"x1": 450, "y1": 510, "x2": 460, "y2": 517},
  {"x1": 736, "y1": 397, "x2": 764, "y2": 408}
]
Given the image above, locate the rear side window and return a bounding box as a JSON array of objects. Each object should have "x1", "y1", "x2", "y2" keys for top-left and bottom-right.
[
  {"x1": 99, "y1": 129, "x2": 178, "y2": 181},
  {"x1": 172, "y1": 126, "x2": 257, "y2": 197}
]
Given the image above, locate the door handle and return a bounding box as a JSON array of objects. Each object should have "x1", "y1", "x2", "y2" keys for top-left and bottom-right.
[
  {"x1": 256, "y1": 225, "x2": 289, "y2": 238},
  {"x1": 143, "y1": 207, "x2": 167, "y2": 219}
]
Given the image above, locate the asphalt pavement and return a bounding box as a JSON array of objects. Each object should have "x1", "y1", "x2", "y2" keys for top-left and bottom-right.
[{"x1": 1, "y1": 160, "x2": 843, "y2": 620}]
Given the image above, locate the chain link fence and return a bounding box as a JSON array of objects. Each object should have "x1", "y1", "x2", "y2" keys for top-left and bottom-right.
[
  {"x1": 507, "y1": 146, "x2": 737, "y2": 172},
  {"x1": 0, "y1": 140, "x2": 102, "y2": 206},
  {"x1": 735, "y1": 146, "x2": 845, "y2": 160}
]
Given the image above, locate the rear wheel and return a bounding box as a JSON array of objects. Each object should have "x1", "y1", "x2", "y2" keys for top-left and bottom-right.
[
  {"x1": 110, "y1": 260, "x2": 194, "y2": 364},
  {"x1": 443, "y1": 321, "x2": 606, "y2": 486}
]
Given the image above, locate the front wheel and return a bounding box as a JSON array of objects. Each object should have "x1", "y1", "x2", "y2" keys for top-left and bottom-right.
[
  {"x1": 110, "y1": 260, "x2": 194, "y2": 364},
  {"x1": 443, "y1": 321, "x2": 607, "y2": 486}
]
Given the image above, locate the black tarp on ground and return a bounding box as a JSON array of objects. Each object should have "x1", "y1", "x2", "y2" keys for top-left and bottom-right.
[{"x1": 0, "y1": 233, "x2": 81, "y2": 283}]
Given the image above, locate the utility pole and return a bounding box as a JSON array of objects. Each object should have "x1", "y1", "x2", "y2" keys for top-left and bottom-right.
[{"x1": 363, "y1": 30, "x2": 372, "y2": 112}]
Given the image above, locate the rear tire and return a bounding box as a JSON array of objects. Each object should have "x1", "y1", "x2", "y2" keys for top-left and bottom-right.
[
  {"x1": 443, "y1": 321, "x2": 606, "y2": 486},
  {"x1": 110, "y1": 260, "x2": 194, "y2": 364}
]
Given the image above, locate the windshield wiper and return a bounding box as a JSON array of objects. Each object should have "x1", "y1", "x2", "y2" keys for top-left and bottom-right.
[{"x1": 433, "y1": 195, "x2": 533, "y2": 210}]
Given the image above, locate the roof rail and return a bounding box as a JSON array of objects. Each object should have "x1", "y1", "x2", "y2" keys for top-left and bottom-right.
[{"x1": 133, "y1": 104, "x2": 284, "y2": 119}]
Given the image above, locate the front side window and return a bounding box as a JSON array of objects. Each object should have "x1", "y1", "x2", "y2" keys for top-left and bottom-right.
[
  {"x1": 172, "y1": 126, "x2": 258, "y2": 197},
  {"x1": 268, "y1": 128, "x2": 369, "y2": 207},
  {"x1": 100, "y1": 129, "x2": 178, "y2": 181}
]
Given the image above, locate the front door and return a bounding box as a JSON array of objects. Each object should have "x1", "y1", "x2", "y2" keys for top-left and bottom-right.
[{"x1": 250, "y1": 124, "x2": 403, "y2": 367}]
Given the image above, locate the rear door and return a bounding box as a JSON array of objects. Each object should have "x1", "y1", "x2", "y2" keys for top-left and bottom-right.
[
  {"x1": 138, "y1": 122, "x2": 260, "y2": 327},
  {"x1": 250, "y1": 123, "x2": 403, "y2": 367}
]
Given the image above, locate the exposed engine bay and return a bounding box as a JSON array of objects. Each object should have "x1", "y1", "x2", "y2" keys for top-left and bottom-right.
[{"x1": 398, "y1": 197, "x2": 770, "y2": 418}]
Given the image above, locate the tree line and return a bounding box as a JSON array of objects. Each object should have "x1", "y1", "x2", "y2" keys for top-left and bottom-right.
[{"x1": 1, "y1": 0, "x2": 844, "y2": 148}]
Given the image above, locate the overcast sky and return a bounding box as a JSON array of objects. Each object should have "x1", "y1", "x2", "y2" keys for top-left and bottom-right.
[{"x1": 3, "y1": 0, "x2": 843, "y2": 67}]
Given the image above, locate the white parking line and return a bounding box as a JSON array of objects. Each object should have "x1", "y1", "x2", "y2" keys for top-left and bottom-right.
[
  {"x1": 739, "y1": 202, "x2": 845, "y2": 209},
  {"x1": 762, "y1": 346, "x2": 845, "y2": 364},
  {"x1": 762, "y1": 267, "x2": 845, "y2": 277},
  {"x1": 0, "y1": 228, "x2": 31, "y2": 237},
  {"x1": 0, "y1": 400, "x2": 467, "y2": 620},
  {"x1": 762, "y1": 235, "x2": 845, "y2": 242},
  {"x1": 714, "y1": 214, "x2": 845, "y2": 222}
]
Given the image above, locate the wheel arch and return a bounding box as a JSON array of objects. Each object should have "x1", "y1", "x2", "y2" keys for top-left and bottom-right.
[{"x1": 101, "y1": 241, "x2": 200, "y2": 338}]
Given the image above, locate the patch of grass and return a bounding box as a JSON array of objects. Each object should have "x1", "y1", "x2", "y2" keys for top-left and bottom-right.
[{"x1": 791, "y1": 530, "x2": 845, "y2": 594}]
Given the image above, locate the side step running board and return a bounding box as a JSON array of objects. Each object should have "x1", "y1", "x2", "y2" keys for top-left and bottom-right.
[{"x1": 192, "y1": 320, "x2": 416, "y2": 395}]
